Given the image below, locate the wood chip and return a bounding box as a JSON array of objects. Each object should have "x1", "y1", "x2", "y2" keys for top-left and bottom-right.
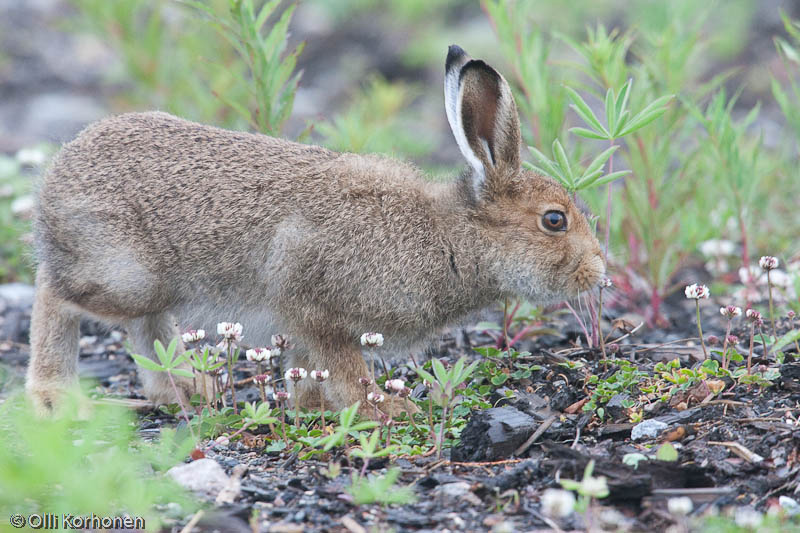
[
  {"x1": 708, "y1": 441, "x2": 764, "y2": 463},
  {"x1": 340, "y1": 516, "x2": 366, "y2": 533}
]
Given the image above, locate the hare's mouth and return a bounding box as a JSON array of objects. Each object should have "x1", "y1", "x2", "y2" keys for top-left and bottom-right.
[{"x1": 573, "y1": 254, "x2": 605, "y2": 292}]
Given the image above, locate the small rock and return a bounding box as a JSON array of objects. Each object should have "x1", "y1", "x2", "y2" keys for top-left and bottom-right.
[
  {"x1": 779, "y1": 496, "x2": 800, "y2": 516},
  {"x1": 10, "y1": 194, "x2": 34, "y2": 218},
  {"x1": 631, "y1": 419, "x2": 669, "y2": 441},
  {"x1": 451, "y1": 406, "x2": 536, "y2": 462},
  {"x1": 167, "y1": 458, "x2": 229, "y2": 496},
  {"x1": 436, "y1": 481, "x2": 481, "y2": 506}
]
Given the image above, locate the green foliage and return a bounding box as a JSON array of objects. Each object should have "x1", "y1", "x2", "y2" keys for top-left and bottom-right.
[
  {"x1": 184, "y1": 0, "x2": 304, "y2": 135},
  {"x1": 0, "y1": 150, "x2": 43, "y2": 283},
  {"x1": 316, "y1": 76, "x2": 432, "y2": 157},
  {"x1": 315, "y1": 402, "x2": 378, "y2": 452},
  {"x1": 131, "y1": 338, "x2": 193, "y2": 379},
  {"x1": 584, "y1": 360, "x2": 648, "y2": 418},
  {"x1": 347, "y1": 467, "x2": 416, "y2": 506},
  {"x1": 0, "y1": 392, "x2": 195, "y2": 526}
]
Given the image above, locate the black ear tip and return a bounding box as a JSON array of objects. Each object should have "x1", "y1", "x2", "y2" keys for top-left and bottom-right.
[{"x1": 446, "y1": 45, "x2": 467, "y2": 71}]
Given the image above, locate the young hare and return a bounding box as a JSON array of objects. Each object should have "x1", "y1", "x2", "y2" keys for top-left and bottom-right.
[{"x1": 27, "y1": 46, "x2": 604, "y2": 417}]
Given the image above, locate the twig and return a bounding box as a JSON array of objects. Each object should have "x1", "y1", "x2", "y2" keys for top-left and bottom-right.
[
  {"x1": 514, "y1": 415, "x2": 557, "y2": 456},
  {"x1": 180, "y1": 510, "x2": 204, "y2": 533}
]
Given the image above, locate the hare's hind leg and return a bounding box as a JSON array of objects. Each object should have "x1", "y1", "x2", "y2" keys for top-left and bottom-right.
[
  {"x1": 126, "y1": 312, "x2": 194, "y2": 406},
  {"x1": 26, "y1": 268, "x2": 81, "y2": 416}
]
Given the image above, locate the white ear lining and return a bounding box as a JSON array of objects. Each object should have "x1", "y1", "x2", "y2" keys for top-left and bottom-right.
[{"x1": 446, "y1": 65, "x2": 488, "y2": 197}]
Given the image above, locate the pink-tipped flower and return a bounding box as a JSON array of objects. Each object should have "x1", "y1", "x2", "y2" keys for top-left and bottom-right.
[
  {"x1": 367, "y1": 392, "x2": 385, "y2": 403},
  {"x1": 788, "y1": 310, "x2": 796, "y2": 320},
  {"x1": 217, "y1": 322, "x2": 243, "y2": 341},
  {"x1": 726, "y1": 334, "x2": 740, "y2": 345},
  {"x1": 246, "y1": 347, "x2": 275, "y2": 363},
  {"x1": 599, "y1": 277, "x2": 613, "y2": 288},
  {"x1": 271, "y1": 334, "x2": 290, "y2": 353},
  {"x1": 385, "y1": 378, "x2": 406, "y2": 393},
  {"x1": 181, "y1": 329, "x2": 206, "y2": 343},
  {"x1": 720, "y1": 306, "x2": 742, "y2": 319},
  {"x1": 684, "y1": 284, "x2": 710, "y2": 300},
  {"x1": 310, "y1": 369, "x2": 329, "y2": 382},
  {"x1": 284, "y1": 367, "x2": 307, "y2": 383},
  {"x1": 275, "y1": 391, "x2": 290, "y2": 402},
  {"x1": 360, "y1": 332, "x2": 384, "y2": 348},
  {"x1": 759, "y1": 256, "x2": 779, "y2": 271},
  {"x1": 253, "y1": 374, "x2": 271, "y2": 385},
  {"x1": 707, "y1": 335, "x2": 720, "y2": 346},
  {"x1": 397, "y1": 386, "x2": 411, "y2": 398},
  {"x1": 745, "y1": 309, "x2": 762, "y2": 322},
  {"x1": 359, "y1": 377, "x2": 373, "y2": 387}
]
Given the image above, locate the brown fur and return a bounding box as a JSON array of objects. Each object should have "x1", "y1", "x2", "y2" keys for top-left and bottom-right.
[{"x1": 26, "y1": 47, "x2": 604, "y2": 416}]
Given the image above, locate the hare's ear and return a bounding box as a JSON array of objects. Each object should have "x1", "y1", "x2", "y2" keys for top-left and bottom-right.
[{"x1": 444, "y1": 45, "x2": 521, "y2": 197}]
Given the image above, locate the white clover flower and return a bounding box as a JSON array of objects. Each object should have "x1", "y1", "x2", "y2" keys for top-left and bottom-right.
[
  {"x1": 759, "y1": 256, "x2": 779, "y2": 271},
  {"x1": 385, "y1": 379, "x2": 406, "y2": 393},
  {"x1": 217, "y1": 322, "x2": 243, "y2": 341},
  {"x1": 284, "y1": 367, "x2": 307, "y2": 382},
  {"x1": 181, "y1": 329, "x2": 205, "y2": 343},
  {"x1": 253, "y1": 374, "x2": 271, "y2": 385},
  {"x1": 719, "y1": 306, "x2": 742, "y2": 319},
  {"x1": 540, "y1": 489, "x2": 575, "y2": 518},
  {"x1": 734, "y1": 507, "x2": 762, "y2": 529},
  {"x1": 580, "y1": 475, "x2": 609, "y2": 499},
  {"x1": 310, "y1": 369, "x2": 329, "y2": 382},
  {"x1": 16, "y1": 147, "x2": 47, "y2": 167},
  {"x1": 360, "y1": 332, "x2": 384, "y2": 348},
  {"x1": 367, "y1": 392, "x2": 385, "y2": 403},
  {"x1": 699, "y1": 239, "x2": 735, "y2": 257},
  {"x1": 246, "y1": 347, "x2": 274, "y2": 362},
  {"x1": 684, "y1": 283, "x2": 710, "y2": 300},
  {"x1": 598, "y1": 277, "x2": 613, "y2": 288},
  {"x1": 745, "y1": 308, "x2": 763, "y2": 322},
  {"x1": 667, "y1": 497, "x2": 693, "y2": 516}
]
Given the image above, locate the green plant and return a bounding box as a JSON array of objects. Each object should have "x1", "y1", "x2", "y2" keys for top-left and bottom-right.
[
  {"x1": 131, "y1": 338, "x2": 196, "y2": 437},
  {"x1": 314, "y1": 402, "x2": 378, "y2": 452},
  {"x1": 0, "y1": 392, "x2": 196, "y2": 527},
  {"x1": 560, "y1": 460, "x2": 609, "y2": 527},
  {"x1": 346, "y1": 467, "x2": 416, "y2": 506},
  {"x1": 414, "y1": 356, "x2": 478, "y2": 459},
  {"x1": 184, "y1": 0, "x2": 304, "y2": 135},
  {"x1": 350, "y1": 428, "x2": 398, "y2": 477},
  {"x1": 584, "y1": 359, "x2": 649, "y2": 419}
]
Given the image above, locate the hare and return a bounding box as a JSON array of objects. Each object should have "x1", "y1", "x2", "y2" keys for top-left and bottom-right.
[{"x1": 26, "y1": 45, "x2": 604, "y2": 417}]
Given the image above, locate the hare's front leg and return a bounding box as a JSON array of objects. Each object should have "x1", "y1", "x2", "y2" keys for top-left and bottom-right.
[
  {"x1": 305, "y1": 338, "x2": 371, "y2": 415},
  {"x1": 26, "y1": 269, "x2": 81, "y2": 416},
  {"x1": 126, "y1": 313, "x2": 194, "y2": 405}
]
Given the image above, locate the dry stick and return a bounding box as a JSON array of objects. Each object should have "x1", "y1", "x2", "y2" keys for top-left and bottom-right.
[
  {"x1": 514, "y1": 415, "x2": 558, "y2": 456},
  {"x1": 502, "y1": 298, "x2": 510, "y2": 352}
]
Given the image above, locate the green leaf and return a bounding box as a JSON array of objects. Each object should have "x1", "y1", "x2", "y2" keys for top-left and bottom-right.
[
  {"x1": 583, "y1": 145, "x2": 619, "y2": 177},
  {"x1": 605, "y1": 87, "x2": 616, "y2": 135},
  {"x1": 169, "y1": 368, "x2": 195, "y2": 379},
  {"x1": 564, "y1": 86, "x2": 609, "y2": 137},
  {"x1": 569, "y1": 127, "x2": 609, "y2": 140},
  {"x1": 656, "y1": 442, "x2": 678, "y2": 462},
  {"x1": 131, "y1": 353, "x2": 166, "y2": 373},
  {"x1": 590, "y1": 170, "x2": 631, "y2": 187},
  {"x1": 552, "y1": 139, "x2": 574, "y2": 185}
]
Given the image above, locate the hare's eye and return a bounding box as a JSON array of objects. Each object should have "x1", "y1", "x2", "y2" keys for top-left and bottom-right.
[{"x1": 542, "y1": 211, "x2": 567, "y2": 232}]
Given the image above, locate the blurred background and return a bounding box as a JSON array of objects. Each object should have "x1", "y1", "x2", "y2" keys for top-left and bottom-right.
[{"x1": 1, "y1": 0, "x2": 799, "y2": 324}]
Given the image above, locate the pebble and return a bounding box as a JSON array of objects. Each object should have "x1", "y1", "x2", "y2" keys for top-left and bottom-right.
[
  {"x1": 167, "y1": 458, "x2": 230, "y2": 495},
  {"x1": 631, "y1": 419, "x2": 669, "y2": 441},
  {"x1": 0, "y1": 283, "x2": 34, "y2": 307},
  {"x1": 436, "y1": 481, "x2": 481, "y2": 506}
]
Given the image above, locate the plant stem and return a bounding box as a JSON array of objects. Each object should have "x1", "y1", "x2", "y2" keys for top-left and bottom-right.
[
  {"x1": 722, "y1": 320, "x2": 732, "y2": 371},
  {"x1": 603, "y1": 141, "x2": 614, "y2": 263},
  {"x1": 200, "y1": 370, "x2": 212, "y2": 414},
  {"x1": 767, "y1": 271, "x2": 777, "y2": 348},
  {"x1": 256, "y1": 362, "x2": 266, "y2": 403},
  {"x1": 747, "y1": 323, "x2": 755, "y2": 375},
  {"x1": 320, "y1": 396, "x2": 325, "y2": 433},
  {"x1": 598, "y1": 288, "x2": 606, "y2": 359},
  {"x1": 167, "y1": 371, "x2": 196, "y2": 441},
  {"x1": 695, "y1": 300, "x2": 708, "y2": 359},
  {"x1": 279, "y1": 402, "x2": 287, "y2": 445},
  {"x1": 436, "y1": 405, "x2": 448, "y2": 461},
  {"x1": 503, "y1": 298, "x2": 510, "y2": 352},
  {"x1": 227, "y1": 343, "x2": 238, "y2": 414}
]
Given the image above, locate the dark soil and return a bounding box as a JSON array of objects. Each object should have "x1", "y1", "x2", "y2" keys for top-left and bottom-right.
[{"x1": 2, "y1": 283, "x2": 799, "y2": 533}]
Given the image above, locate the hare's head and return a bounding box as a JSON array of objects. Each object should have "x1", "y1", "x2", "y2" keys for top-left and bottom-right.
[{"x1": 445, "y1": 45, "x2": 605, "y2": 302}]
